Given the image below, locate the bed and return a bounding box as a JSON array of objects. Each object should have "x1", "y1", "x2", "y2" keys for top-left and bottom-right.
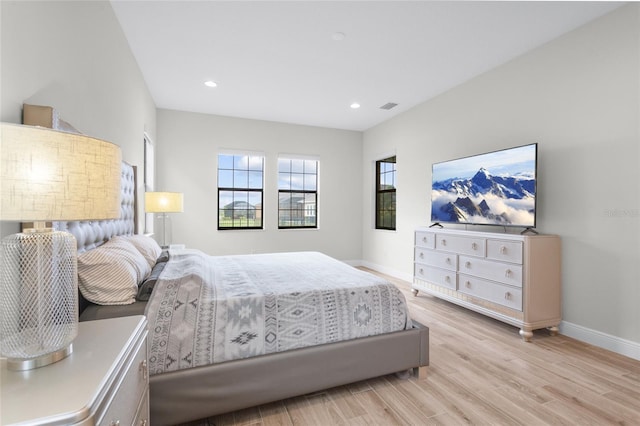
[{"x1": 59, "y1": 162, "x2": 429, "y2": 426}]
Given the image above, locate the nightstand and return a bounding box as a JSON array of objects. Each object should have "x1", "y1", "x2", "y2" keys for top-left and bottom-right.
[{"x1": 1, "y1": 315, "x2": 149, "y2": 425}]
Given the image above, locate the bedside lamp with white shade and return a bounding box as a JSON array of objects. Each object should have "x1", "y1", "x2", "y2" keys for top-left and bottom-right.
[
  {"x1": 0, "y1": 123, "x2": 122, "y2": 370},
  {"x1": 145, "y1": 191, "x2": 183, "y2": 248}
]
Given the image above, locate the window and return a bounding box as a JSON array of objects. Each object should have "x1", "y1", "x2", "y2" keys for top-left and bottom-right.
[
  {"x1": 218, "y1": 153, "x2": 264, "y2": 229},
  {"x1": 278, "y1": 157, "x2": 318, "y2": 229},
  {"x1": 376, "y1": 156, "x2": 396, "y2": 230}
]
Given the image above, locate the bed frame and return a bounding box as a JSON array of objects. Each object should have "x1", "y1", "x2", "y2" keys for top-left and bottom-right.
[{"x1": 64, "y1": 162, "x2": 429, "y2": 426}]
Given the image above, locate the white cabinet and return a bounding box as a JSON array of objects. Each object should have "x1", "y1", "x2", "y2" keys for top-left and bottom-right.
[
  {"x1": 413, "y1": 228, "x2": 561, "y2": 341},
  {"x1": 1, "y1": 316, "x2": 148, "y2": 425}
]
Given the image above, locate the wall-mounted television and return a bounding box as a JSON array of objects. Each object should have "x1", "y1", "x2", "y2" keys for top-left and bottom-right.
[{"x1": 431, "y1": 143, "x2": 537, "y2": 228}]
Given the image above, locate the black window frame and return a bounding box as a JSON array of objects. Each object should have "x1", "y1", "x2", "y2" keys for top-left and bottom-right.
[
  {"x1": 217, "y1": 153, "x2": 264, "y2": 230},
  {"x1": 375, "y1": 156, "x2": 396, "y2": 230},
  {"x1": 277, "y1": 157, "x2": 318, "y2": 229}
]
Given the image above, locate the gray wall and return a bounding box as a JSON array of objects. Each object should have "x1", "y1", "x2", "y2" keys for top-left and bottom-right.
[
  {"x1": 156, "y1": 109, "x2": 363, "y2": 261},
  {"x1": 362, "y1": 4, "x2": 640, "y2": 357},
  {"x1": 1, "y1": 0, "x2": 156, "y2": 235}
]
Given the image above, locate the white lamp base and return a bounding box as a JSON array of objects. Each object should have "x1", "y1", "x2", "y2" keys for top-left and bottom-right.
[
  {"x1": 6, "y1": 343, "x2": 73, "y2": 371},
  {"x1": 0, "y1": 228, "x2": 78, "y2": 370}
]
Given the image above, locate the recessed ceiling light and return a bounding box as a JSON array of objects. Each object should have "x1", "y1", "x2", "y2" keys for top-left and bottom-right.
[
  {"x1": 332, "y1": 32, "x2": 346, "y2": 41},
  {"x1": 204, "y1": 80, "x2": 217, "y2": 88},
  {"x1": 350, "y1": 102, "x2": 360, "y2": 109}
]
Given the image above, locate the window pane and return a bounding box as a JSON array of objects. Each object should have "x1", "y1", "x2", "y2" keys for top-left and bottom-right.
[
  {"x1": 248, "y1": 156, "x2": 263, "y2": 171},
  {"x1": 291, "y1": 159, "x2": 304, "y2": 173},
  {"x1": 218, "y1": 169, "x2": 233, "y2": 188},
  {"x1": 235, "y1": 155, "x2": 249, "y2": 169},
  {"x1": 279, "y1": 192, "x2": 291, "y2": 209},
  {"x1": 249, "y1": 171, "x2": 263, "y2": 189},
  {"x1": 278, "y1": 158, "x2": 290, "y2": 173},
  {"x1": 304, "y1": 160, "x2": 317, "y2": 174},
  {"x1": 304, "y1": 173, "x2": 317, "y2": 191},
  {"x1": 219, "y1": 190, "x2": 234, "y2": 206},
  {"x1": 278, "y1": 173, "x2": 291, "y2": 190},
  {"x1": 218, "y1": 154, "x2": 234, "y2": 169},
  {"x1": 234, "y1": 191, "x2": 248, "y2": 203},
  {"x1": 234, "y1": 170, "x2": 248, "y2": 187},
  {"x1": 291, "y1": 173, "x2": 304, "y2": 190},
  {"x1": 248, "y1": 191, "x2": 261, "y2": 206}
]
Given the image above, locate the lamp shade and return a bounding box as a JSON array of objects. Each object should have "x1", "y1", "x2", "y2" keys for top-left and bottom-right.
[
  {"x1": 0, "y1": 123, "x2": 122, "y2": 221},
  {"x1": 145, "y1": 192, "x2": 184, "y2": 213}
]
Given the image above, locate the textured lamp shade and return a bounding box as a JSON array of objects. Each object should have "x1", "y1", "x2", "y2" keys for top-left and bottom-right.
[
  {"x1": 0, "y1": 123, "x2": 122, "y2": 370},
  {"x1": 145, "y1": 192, "x2": 183, "y2": 247},
  {"x1": 0, "y1": 123, "x2": 122, "y2": 221},
  {"x1": 145, "y1": 192, "x2": 184, "y2": 213}
]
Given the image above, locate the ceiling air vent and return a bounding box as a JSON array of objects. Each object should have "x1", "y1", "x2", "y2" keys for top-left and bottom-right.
[{"x1": 379, "y1": 102, "x2": 398, "y2": 110}]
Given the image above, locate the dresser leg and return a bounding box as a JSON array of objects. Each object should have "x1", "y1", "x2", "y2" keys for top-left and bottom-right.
[
  {"x1": 519, "y1": 328, "x2": 533, "y2": 342},
  {"x1": 548, "y1": 326, "x2": 559, "y2": 336},
  {"x1": 411, "y1": 288, "x2": 419, "y2": 296}
]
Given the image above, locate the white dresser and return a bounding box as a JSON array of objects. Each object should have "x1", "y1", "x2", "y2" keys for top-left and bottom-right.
[
  {"x1": 1, "y1": 315, "x2": 149, "y2": 425},
  {"x1": 413, "y1": 227, "x2": 561, "y2": 341}
]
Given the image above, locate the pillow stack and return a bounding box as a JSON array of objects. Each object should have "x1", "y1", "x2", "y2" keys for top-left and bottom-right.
[{"x1": 78, "y1": 235, "x2": 162, "y2": 305}]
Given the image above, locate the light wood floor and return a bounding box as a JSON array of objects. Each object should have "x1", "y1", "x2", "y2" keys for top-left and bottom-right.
[{"x1": 182, "y1": 270, "x2": 640, "y2": 426}]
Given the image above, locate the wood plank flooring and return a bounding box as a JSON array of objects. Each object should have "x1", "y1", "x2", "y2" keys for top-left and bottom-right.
[{"x1": 180, "y1": 269, "x2": 640, "y2": 426}]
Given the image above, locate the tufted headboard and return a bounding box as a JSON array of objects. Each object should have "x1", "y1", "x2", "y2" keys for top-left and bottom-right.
[{"x1": 55, "y1": 162, "x2": 138, "y2": 253}]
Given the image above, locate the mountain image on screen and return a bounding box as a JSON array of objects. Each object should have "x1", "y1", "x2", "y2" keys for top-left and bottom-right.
[{"x1": 431, "y1": 163, "x2": 536, "y2": 227}]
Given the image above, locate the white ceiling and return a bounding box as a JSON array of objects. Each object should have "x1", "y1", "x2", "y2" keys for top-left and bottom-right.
[{"x1": 111, "y1": 1, "x2": 623, "y2": 132}]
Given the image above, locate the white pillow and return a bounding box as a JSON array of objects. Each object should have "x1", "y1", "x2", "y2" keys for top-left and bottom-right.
[
  {"x1": 122, "y1": 234, "x2": 162, "y2": 268},
  {"x1": 78, "y1": 237, "x2": 152, "y2": 305}
]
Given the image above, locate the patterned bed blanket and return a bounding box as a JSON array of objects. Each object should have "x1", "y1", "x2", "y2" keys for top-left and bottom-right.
[{"x1": 145, "y1": 250, "x2": 411, "y2": 375}]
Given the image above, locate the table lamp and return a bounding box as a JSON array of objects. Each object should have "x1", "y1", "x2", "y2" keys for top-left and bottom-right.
[
  {"x1": 0, "y1": 123, "x2": 121, "y2": 370},
  {"x1": 145, "y1": 192, "x2": 183, "y2": 247}
]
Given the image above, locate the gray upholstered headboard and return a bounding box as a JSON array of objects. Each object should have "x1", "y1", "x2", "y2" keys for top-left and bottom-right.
[{"x1": 55, "y1": 162, "x2": 137, "y2": 253}]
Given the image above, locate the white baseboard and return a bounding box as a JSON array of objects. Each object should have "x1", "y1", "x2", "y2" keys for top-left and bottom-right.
[
  {"x1": 354, "y1": 260, "x2": 413, "y2": 283},
  {"x1": 352, "y1": 259, "x2": 640, "y2": 362},
  {"x1": 560, "y1": 321, "x2": 640, "y2": 361}
]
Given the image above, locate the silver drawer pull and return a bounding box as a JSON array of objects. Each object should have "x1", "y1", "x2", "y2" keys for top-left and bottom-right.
[
  {"x1": 419, "y1": 252, "x2": 424, "y2": 259},
  {"x1": 505, "y1": 269, "x2": 512, "y2": 278},
  {"x1": 471, "y1": 242, "x2": 477, "y2": 250},
  {"x1": 445, "y1": 276, "x2": 451, "y2": 283},
  {"x1": 445, "y1": 257, "x2": 451, "y2": 264},
  {"x1": 419, "y1": 268, "x2": 424, "y2": 275},
  {"x1": 465, "y1": 281, "x2": 471, "y2": 288},
  {"x1": 465, "y1": 261, "x2": 471, "y2": 269},
  {"x1": 422, "y1": 236, "x2": 427, "y2": 243},
  {"x1": 505, "y1": 292, "x2": 512, "y2": 300},
  {"x1": 441, "y1": 239, "x2": 446, "y2": 246},
  {"x1": 140, "y1": 360, "x2": 148, "y2": 380},
  {"x1": 110, "y1": 421, "x2": 120, "y2": 426},
  {"x1": 500, "y1": 245, "x2": 507, "y2": 254}
]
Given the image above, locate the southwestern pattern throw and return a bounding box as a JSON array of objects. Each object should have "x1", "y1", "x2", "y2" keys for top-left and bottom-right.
[{"x1": 145, "y1": 250, "x2": 411, "y2": 375}]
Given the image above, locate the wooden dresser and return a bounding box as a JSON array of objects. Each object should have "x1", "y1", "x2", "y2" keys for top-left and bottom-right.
[
  {"x1": 1, "y1": 315, "x2": 149, "y2": 425},
  {"x1": 413, "y1": 227, "x2": 561, "y2": 341}
]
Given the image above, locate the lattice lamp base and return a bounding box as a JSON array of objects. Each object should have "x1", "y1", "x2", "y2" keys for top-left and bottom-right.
[{"x1": 0, "y1": 229, "x2": 78, "y2": 370}]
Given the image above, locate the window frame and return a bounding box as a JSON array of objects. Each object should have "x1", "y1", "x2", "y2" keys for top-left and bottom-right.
[
  {"x1": 375, "y1": 155, "x2": 396, "y2": 231},
  {"x1": 217, "y1": 152, "x2": 265, "y2": 230},
  {"x1": 277, "y1": 156, "x2": 319, "y2": 230}
]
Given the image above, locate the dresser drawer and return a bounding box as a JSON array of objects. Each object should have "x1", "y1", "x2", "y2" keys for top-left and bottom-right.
[
  {"x1": 415, "y1": 231, "x2": 435, "y2": 249},
  {"x1": 134, "y1": 388, "x2": 150, "y2": 426},
  {"x1": 415, "y1": 248, "x2": 457, "y2": 271},
  {"x1": 99, "y1": 337, "x2": 148, "y2": 426},
  {"x1": 486, "y1": 239, "x2": 523, "y2": 264},
  {"x1": 459, "y1": 255, "x2": 522, "y2": 287},
  {"x1": 459, "y1": 274, "x2": 522, "y2": 311},
  {"x1": 415, "y1": 264, "x2": 456, "y2": 289},
  {"x1": 435, "y1": 234, "x2": 485, "y2": 257}
]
